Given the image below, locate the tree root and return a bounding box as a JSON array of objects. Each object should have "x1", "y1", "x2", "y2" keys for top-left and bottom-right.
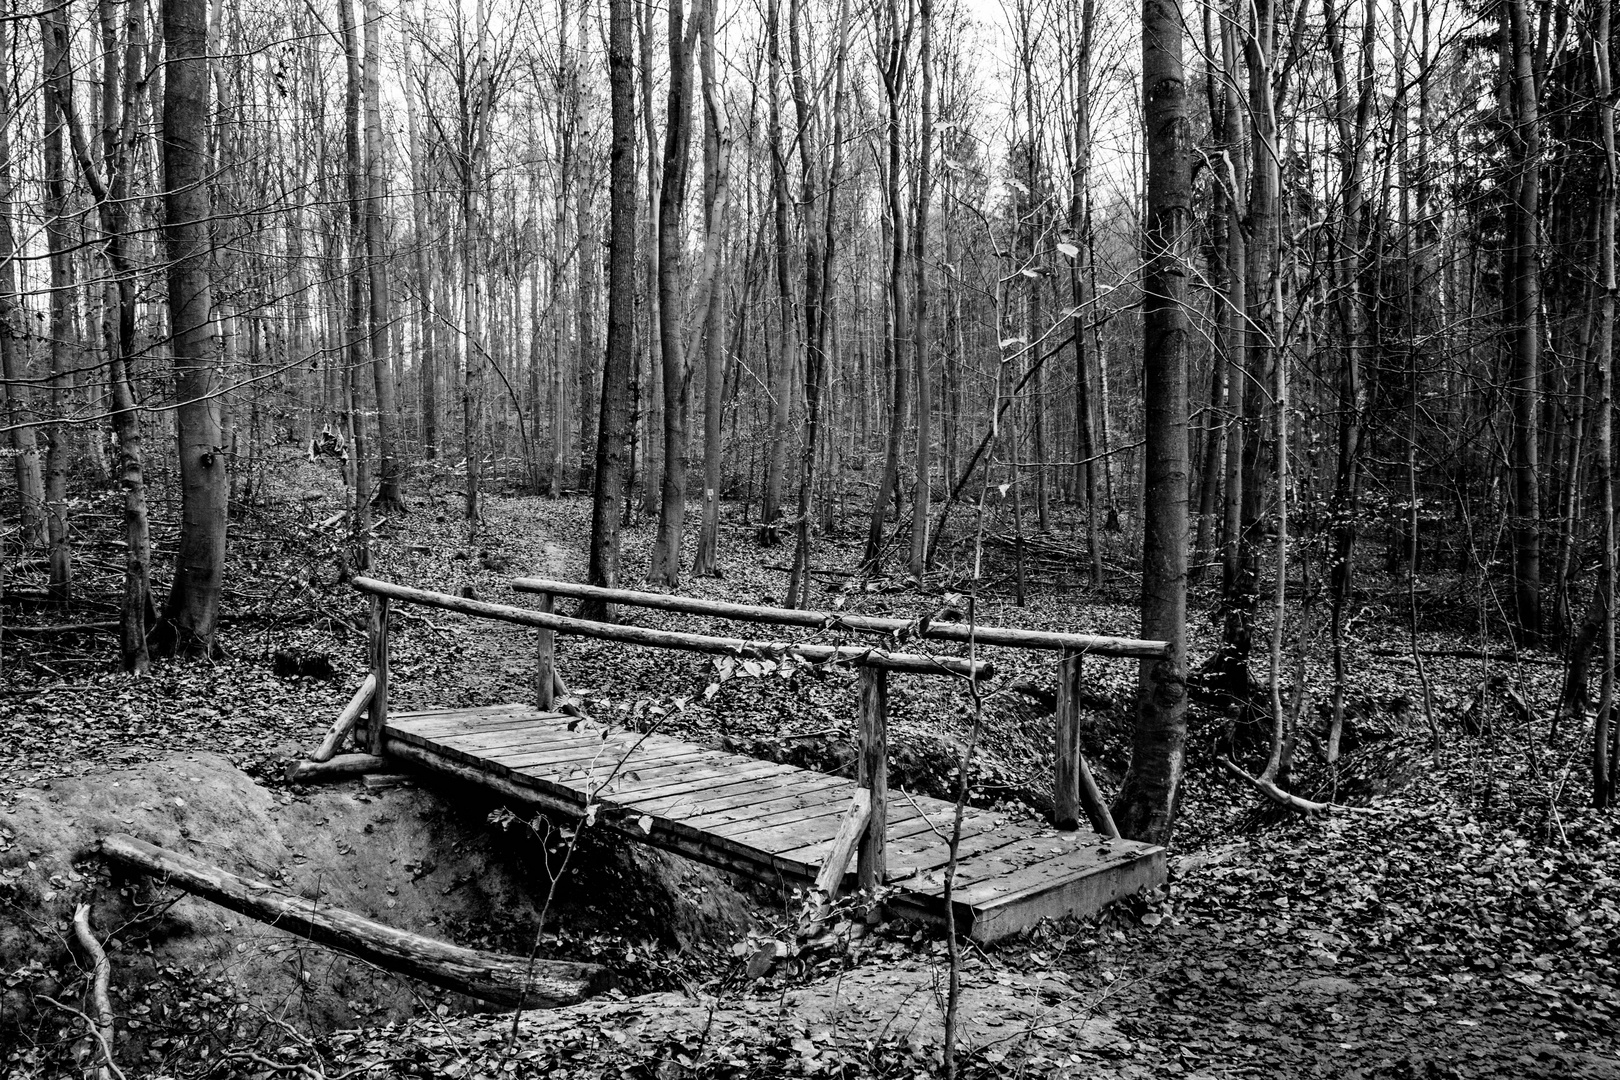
[{"x1": 1216, "y1": 756, "x2": 1384, "y2": 816}]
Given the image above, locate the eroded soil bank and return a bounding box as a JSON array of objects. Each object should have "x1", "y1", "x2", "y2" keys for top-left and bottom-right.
[{"x1": 0, "y1": 751, "x2": 756, "y2": 1074}]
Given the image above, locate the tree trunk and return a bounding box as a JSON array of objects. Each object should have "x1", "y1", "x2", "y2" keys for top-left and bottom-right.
[
  {"x1": 1504, "y1": 0, "x2": 1542, "y2": 641},
  {"x1": 693, "y1": 4, "x2": 731, "y2": 578},
  {"x1": 40, "y1": 27, "x2": 74, "y2": 601},
  {"x1": 1592, "y1": 0, "x2": 1617, "y2": 806},
  {"x1": 583, "y1": 0, "x2": 641, "y2": 621},
  {"x1": 758, "y1": 0, "x2": 795, "y2": 544},
  {"x1": 864, "y1": 5, "x2": 910, "y2": 576},
  {"x1": 907, "y1": 0, "x2": 935, "y2": 580},
  {"x1": 1113, "y1": 0, "x2": 1190, "y2": 846},
  {"x1": 159, "y1": 0, "x2": 229, "y2": 657},
  {"x1": 364, "y1": 0, "x2": 403, "y2": 511},
  {"x1": 648, "y1": 0, "x2": 704, "y2": 587},
  {"x1": 0, "y1": 28, "x2": 46, "y2": 549}
]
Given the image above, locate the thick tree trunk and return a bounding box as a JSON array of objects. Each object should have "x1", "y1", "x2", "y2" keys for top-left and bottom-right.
[
  {"x1": 159, "y1": 0, "x2": 228, "y2": 657},
  {"x1": 584, "y1": 0, "x2": 641, "y2": 621},
  {"x1": 648, "y1": 0, "x2": 704, "y2": 587},
  {"x1": 1113, "y1": 0, "x2": 1189, "y2": 846}
]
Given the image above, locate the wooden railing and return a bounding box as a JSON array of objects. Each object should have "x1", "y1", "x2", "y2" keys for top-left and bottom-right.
[{"x1": 510, "y1": 577, "x2": 1165, "y2": 842}]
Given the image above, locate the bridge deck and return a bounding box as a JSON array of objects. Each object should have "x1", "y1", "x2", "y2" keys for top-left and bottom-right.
[{"x1": 383, "y1": 704, "x2": 1165, "y2": 942}]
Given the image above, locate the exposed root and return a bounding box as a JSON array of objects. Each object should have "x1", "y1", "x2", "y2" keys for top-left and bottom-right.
[{"x1": 1216, "y1": 756, "x2": 1384, "y2": 816}]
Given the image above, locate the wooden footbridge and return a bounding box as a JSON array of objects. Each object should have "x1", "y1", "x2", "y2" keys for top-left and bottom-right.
[{"x1": 293, "y1": 575, "x2": 1169, "y2": 944}]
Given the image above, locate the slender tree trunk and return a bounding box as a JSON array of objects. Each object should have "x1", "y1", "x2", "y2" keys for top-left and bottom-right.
[
  {"x1": 40, "y1": 28, "x2": 73, "y2": 600},
  {"x1": 364, "y1": 0, "x2": 403, "y2": 510},
  {"x1": 693, "y1": 3, "x2": 732, "y2": 578},
  {"x1": 1504, "y1": 0, "x2": 1543, "y2": 640},
  {"x1": 1592, "y1": 0, "x2": 1617, "y2": 806},
  {"x1": 907, "y1": 0, "x2": 935, "y2": 579},
  {"x1": 785, "y1": 0, "x2": 851, "y2": 610},
  {"x1": 758, "y1": 0, "x2": 795, "y2": 544},
  {"x1": 1324, "y1": 0, "x2": 1375, "y2": 762},
  {"x1": 0, "y1": 28, "x2": 46, "y2": 547},
  {"x1": 1113, "y1": 0, "x2": 1190, "y2": 845},
  {"x1": 405, "y1": 7, "x2": 436, "y2": 460},
  {"x1": 864, "y1": 3, "x2": 910, "y2": 575}
]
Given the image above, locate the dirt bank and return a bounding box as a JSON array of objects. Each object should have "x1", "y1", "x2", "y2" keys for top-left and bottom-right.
[{"x1": 0, "y1": 752, "x2": 756, "y2": 1074}]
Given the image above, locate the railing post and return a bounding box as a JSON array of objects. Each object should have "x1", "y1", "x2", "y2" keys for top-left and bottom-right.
[
  {"x1": 1054, "y1": 649, "x2": 1082, "y2": 830},
  {"x1": 857, "y1": 666, "x2": 887, "y2": 891},
  {"x1": 535, "y1": 592, "x2": 555, "y2": 711},
  {"x1": 366, "y1": 593, "x2": 390, "y2": 755}
]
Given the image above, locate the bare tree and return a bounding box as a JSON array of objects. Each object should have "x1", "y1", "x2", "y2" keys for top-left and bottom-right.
[{"x1": 1113, "y1": 0, "x2": 1189, "y2": 844}]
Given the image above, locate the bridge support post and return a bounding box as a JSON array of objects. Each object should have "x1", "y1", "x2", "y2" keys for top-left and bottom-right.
[
  {"x1": 1055, "y1": 650, "x2": 1083, "y2": 829},
  {"x1": 857, "y1": 666, "x2": 887, "y2": 891},
  {"x1": 366, "y1": 594, "x2": 391, "y2": 755},
  {"x1": 534, "y1": 591, "x2": 555, "y2": 710},
  {"x1": 1055, "y1": 649, "x2": 1121, "y2": 838}
]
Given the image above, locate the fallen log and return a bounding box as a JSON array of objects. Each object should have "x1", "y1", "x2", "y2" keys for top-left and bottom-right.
[
  {"x1": 284, "y1": 753, "x2": 390, "y2": 784},
  {"x1": 100, "y1": 833, "x2": 608, "y2": 1008}
]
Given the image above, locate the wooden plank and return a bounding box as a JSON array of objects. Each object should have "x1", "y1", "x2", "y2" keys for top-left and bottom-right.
[
  {"x1": 534, "y1": 748, "x2": 717, "y2": 786},
  {"x1": 946, "y1": 838, "x2": 1162, "y2": 907},
  {"x1": 898, "y1": 833, "x2": 1149, "y2": 901},
  {"x1": 383, "y1": 739, "x2": 815, "y2": 884},
  {"x1": 720, "y1": 806, "x2": 861, "y2": 853},
  {"x1": 428, "y1": 729, "x2": 609, "y2": 769},
  {"x1": 387, "y1": 709, "x2": 569, "y2": 741},
  {"x1": 670, "y1": 770, "x2": 849, "y2": 818},
  {"x1": 538, "y1": 759, "x2": 796, "y2": 809},
  {"x1": 710, "y1": 791, "x2": 864, "y2": 840},
  {"x1": 615, "y1": 763, "x2": 806, "y2": 815},
  {"x1": 528, "y1": 752, "x2": 773, "y2": 795},
  {"x1": 435, "y1": 724, "x2": 607, "y2": 757},
  {"x1": 389, "y1": 702, "x2": 538, "y2": 723},
  {"x1": 684, "y1": 783, "x2": 857, "y2": 831},
  {"x1": 474, "y1": 731, "x2": 670, "y2": 769},
  {"x1": 963, "y1": 850, "x2": 1167, "y2": 943}
]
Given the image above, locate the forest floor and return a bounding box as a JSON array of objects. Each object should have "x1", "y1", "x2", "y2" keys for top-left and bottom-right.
[{"x1": 2, "y1": 447, "x2": 1619, "y2": 1079}]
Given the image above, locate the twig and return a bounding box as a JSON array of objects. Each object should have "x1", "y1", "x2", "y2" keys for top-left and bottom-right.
[{"x1": 38, "y1": 995, "x2": 125, "y2": 1080}]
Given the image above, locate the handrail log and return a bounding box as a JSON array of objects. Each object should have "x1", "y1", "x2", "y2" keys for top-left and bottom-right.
[
  {"x1": 352, "y1": 577, "x2": 993, "y2": 679},
  {"x1": 510, "y1": 577, "x2": 1169, "y2": 658}
]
